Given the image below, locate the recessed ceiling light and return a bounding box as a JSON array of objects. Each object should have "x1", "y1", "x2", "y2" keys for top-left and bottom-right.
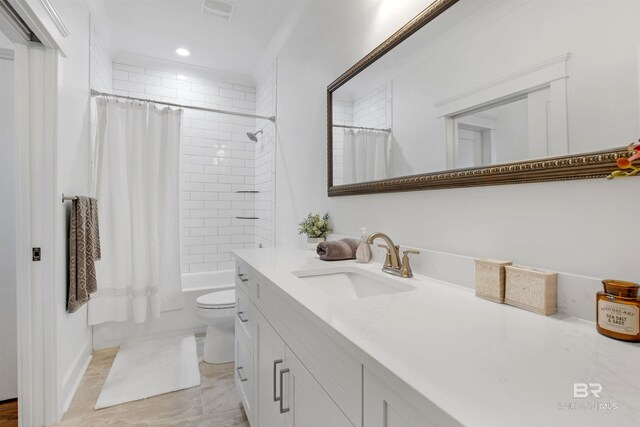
[{"x1": 176, "y1": 48, "x2": 190, "y2": 57}]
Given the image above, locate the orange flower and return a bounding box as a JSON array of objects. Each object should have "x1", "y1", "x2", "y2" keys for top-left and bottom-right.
[{"x1": 617, "y1": 158, "x2": 632, "y2": 169}]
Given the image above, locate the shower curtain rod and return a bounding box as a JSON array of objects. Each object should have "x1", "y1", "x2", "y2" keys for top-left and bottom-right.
[
  {"x1": 333, "y1": 124, "x2": 391, "y2": 133},
  {"x1": 90, "y1": 89, "x2": 275, "y2": 122}
]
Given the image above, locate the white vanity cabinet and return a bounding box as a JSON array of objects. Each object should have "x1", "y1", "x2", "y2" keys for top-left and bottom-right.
[
  {"x1": 234, "y1": 248, "x2": 640, "y2": 426},
  {"x1": 234, "y1": 269, "x2": 255, "y2": 425},
  {"x1": 234, "y1": 256, "x2": 458, "y2": 427},
  {"x1": 363, "y1": 368, "x2": 461, "y2": 427},
  {"x1": 236, "y1": 260, "x2": 354, "y2": 427},
  {"x1": 255, "y1": 308, "x2": 352, "y2": 427}
]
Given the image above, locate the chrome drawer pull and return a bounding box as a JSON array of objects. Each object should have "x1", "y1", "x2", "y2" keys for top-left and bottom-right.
[
  {"x1": 237, "y1": 311, "x2": 248, "y2": 323},
  {"x1": 273, "y1": 359, "x2": 283, "y2": 402},
  {"x1": 236, "y1": 366, "x2": 248, "y2": 382},
  {"x1": 279, "y1": 368, "x2": 290, "y2": 414},
  {"x1": 237, "y1": 274, "x2": 249, "y2": 283}
]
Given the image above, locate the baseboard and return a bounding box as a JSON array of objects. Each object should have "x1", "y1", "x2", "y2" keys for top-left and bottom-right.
[{"x1": 60, "y1": 339, "x2": 93, "y2": 417}]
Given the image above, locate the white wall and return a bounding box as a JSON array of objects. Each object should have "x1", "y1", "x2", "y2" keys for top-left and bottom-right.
[
  {"x1": 53, "y1": 0, "x2": 96, "y2": 416},
  {"x1": 0, "y1": 37, "x2": 17, "y2": 402},
  {"x1": 111, "y1": 56, "x2": 258, "y2": 273},
  {"x1": 270, "y1": 0, "x2": 640, "y2": 283}
]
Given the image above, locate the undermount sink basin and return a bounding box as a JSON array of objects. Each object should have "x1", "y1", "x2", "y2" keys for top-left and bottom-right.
[{"x1": 292, "y1": 268, "x2": 414, "y2": 300}]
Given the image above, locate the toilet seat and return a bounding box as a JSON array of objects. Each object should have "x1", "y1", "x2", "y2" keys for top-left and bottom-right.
[{"x1": 197, "y1": 289, "x2": 235, "y2": 309}]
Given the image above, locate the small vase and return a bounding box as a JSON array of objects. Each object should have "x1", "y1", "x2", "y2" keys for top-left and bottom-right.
[{"x1": 307, "y1": 237, "x2": 325, "y2": 250}]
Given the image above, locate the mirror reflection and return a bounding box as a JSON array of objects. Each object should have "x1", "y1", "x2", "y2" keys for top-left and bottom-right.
[{"x1": 331, "y1": 0, "x2": 640, "y2": 186}]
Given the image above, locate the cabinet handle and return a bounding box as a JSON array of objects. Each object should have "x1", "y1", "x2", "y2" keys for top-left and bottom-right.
[
  {"x1": 236, "y1": 366, "x2": 248, "y2": 382},
  {"x1": 237, "y1": 274, "x2": 249, "y2": 283},
  {"x1": 279, "y1": 368, "x2": 290, "y2": 414},
  {"x1": 273, "y1": 359, "x2": 283, "y2": 402},
  {"x1": 237, "y1": 311, "x2": 248, "y2": 323}
]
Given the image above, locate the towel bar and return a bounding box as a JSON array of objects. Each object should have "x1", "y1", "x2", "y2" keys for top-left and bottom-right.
[{"x1": 61, "y1": 194, "x2": 78, "y2": 203}]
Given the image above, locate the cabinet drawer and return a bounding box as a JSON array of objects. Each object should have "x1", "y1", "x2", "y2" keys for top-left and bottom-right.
[
  {"x1": 235, "y1": 332, "x2": 254, "y2": 423},
  {"x1": 236, "y1": 261, "x2": 256, "y2": 297},
  {"x1": 235, "y1": 285, "x2": 253, "y2": 343}
]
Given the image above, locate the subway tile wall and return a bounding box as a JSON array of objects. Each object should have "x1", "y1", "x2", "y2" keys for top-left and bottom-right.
[
  {"x1": 112, "y1": 60, "x2": 258, "y2": 273},
  {"x1": 254, "y1": 61, "x2": 277, "y2": 248},
  {"x1": 331, "y1": 82, "x2": 391, "y2": 185},
  {"x1": 331, "y1": 97, "x2": 353, "y2": 186},
  {"x1": 352, "y1": 82, "x2": 392, "y2": 130}
]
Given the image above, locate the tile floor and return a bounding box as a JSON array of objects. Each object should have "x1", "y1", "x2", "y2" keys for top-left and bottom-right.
[{"x1": 57, "y1": 336, "x2": 249, "y2": 426}]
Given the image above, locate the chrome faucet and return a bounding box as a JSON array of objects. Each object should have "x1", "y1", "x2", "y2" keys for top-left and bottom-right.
[{"x1": 366, "y1": 232, "x2": 420, "y2": 278}]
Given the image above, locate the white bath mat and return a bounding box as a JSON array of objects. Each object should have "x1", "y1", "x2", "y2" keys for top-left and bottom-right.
[{"x1": 95, "y1": 334, "x2": 201, "y2": 409}]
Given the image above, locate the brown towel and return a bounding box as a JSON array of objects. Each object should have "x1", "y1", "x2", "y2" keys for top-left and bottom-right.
[
  {"x1": 68, "y1": 196, "x2": 101, "y2": 313},
  {"x1": 317, "y1": 238, "x2": 359, "y2": 261}
]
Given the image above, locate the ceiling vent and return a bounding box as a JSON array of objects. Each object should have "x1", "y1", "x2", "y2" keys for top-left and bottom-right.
[{"x1": 201, "y1": 0, "x2": 233, "y2": 21}]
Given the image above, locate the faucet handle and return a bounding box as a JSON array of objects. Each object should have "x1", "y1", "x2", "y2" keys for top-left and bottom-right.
[
  {"x1": 377, "y1": 244, "x2": 393, "y2": 268},
  {"x1": 400, "y1": 249, "x2": 420, "y2": 278}
]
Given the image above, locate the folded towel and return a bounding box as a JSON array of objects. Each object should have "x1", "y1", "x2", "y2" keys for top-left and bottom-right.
[
  {"x1": 68, "y1": 196, "x2": 101, "y2": 313},
  {"x1": 317, "y1": 238, "x2": 360, "y2": 261}
]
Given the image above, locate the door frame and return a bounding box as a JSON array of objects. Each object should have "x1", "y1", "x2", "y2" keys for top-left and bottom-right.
[{"x1": 2, "y1": 0, "x2": 66, "y2": 425}]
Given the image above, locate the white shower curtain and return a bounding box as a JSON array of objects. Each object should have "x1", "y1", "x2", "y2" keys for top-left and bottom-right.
[
  {"x1": 343, "y1": 130, "x2": 391, "y2": 184},
  {"x1": 88, "y1": 98, "x2": 183, "y2": 325}
]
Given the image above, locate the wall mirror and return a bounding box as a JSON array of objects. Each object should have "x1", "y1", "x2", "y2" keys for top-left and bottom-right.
[{"x1": 327, "y1": 0, "x2": 636, "y2": 196}]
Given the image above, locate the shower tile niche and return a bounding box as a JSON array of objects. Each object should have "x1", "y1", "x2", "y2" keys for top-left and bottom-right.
[{"x1": 112, "y1": 60, "x2": 259, "y2": 274}]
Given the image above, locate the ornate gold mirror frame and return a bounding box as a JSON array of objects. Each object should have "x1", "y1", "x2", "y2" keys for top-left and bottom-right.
[{"x1": 327, "y1": 0, "x2": 628, "y2": 196}]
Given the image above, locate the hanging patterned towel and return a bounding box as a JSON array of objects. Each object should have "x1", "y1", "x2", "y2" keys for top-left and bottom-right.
[{"x1": 67, "y1": 196, "x2": 101, "y2": 313}]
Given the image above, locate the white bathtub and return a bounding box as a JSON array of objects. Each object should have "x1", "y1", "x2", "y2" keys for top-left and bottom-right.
[
  {"x1": 92, "y1": 270, "x2": 236, "y2": 350},
  {"x1": 181, "y1": 270, "x2": 235, "y2": 292}
]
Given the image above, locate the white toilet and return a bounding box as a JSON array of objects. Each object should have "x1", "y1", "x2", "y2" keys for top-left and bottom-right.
[{"x1": 196, "y1": 289, "x2": 236, "y2": 364}]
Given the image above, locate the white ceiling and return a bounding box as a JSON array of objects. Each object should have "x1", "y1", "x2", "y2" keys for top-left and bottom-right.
[{"x1": 101, "y1": 0, "x2": 300, "y2": 76}]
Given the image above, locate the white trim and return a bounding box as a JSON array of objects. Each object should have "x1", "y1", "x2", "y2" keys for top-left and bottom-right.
[
  {"x1": 5, "y1": 0, "x2": 60, "y2": 50},
  {"x1": 435, "y1": 53, "x2": 571, "y2": 117},
  {"x1": 14, "y1": 43, "x2": 33, "y2": 427},
  {"x1": 14, "y1": 43, "x2": 59, "y2": 427},
  {"x1": 441, "y1": 53, "x2": 571, "y2": 168},
  {"x1": 39, "y1": 0, "x2": 69, "y2": 37},
  {"x1": 61, "y1": 344, "x2": 92, "y2": 414},
  {"x1": 0, "y1": 47, "x2": 14, "y2": 60},
  {"x1": 548, "y1": 78, "x2": 569, "y2": 157}
]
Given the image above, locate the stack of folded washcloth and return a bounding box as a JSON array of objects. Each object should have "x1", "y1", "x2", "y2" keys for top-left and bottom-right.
[{"x1": 316, "y1": 238, "x2": 360, "y2": 261}]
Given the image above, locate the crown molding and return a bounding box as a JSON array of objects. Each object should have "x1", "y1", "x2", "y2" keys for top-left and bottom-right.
[{"x1": 40, "y1": 0, "x2": 69, "y2": 37}]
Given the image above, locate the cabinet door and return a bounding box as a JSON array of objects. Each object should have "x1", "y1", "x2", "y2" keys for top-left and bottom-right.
[
  {"x1": 235, "y1": 332, "x2": 254, "y2": 423},
  {"x1": 255, "y1": 310, "x2": 287, "y2": 427},
  {"x1": 283, "y1": 347, "x2": 353, "y2": 427},
  {"x1": 364, "y1": 368, "x2": 461, "y2": 427}
]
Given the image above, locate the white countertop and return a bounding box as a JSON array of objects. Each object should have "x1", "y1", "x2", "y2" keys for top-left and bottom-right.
[{"x1": 233, "y1": 247, "x2": 640, "y2": 427}]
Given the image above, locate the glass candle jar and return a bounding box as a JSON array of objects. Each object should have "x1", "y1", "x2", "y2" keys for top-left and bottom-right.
[{"x1": 596, "y1": 280, "x2": 640, "y2": 342}]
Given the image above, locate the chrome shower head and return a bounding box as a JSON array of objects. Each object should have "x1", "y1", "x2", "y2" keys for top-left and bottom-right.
[{"x1": 246, "y1": 130, "x2": 263, "y2": 142}]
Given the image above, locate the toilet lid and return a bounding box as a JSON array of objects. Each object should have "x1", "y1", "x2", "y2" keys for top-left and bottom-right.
[{"x1": 196, "y1": 289, "x2": 236, "y2": 309}]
